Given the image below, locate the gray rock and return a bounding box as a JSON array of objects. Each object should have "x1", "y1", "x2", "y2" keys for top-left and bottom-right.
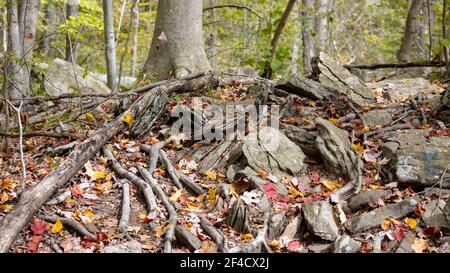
[
  {"x1": 345, "y1": 197, "x2": 419, "y2": 234},
  {"x1": 423, "y1": 188, "x2": 450, "y2": 197},
  {"x1": 333, "y1": 235, "x2": 362, "y2": 253},
  {"x1": 90, "y1": 72, "x2": 137, "y2": 89},
  {"x1": 391, "y1": 231, "x2": 415, "y2": 253},
  {"x1": 43, "y1": 58, "x2": 111, "y2": 96},
  {"x1": 101, "y1": 240, "x2": 142, "y2": 253},
  {"x1": 275, "y1": 75, "x2": 335, "y2": 100},
  {"x1": 279, "y1": 214, "x2": 303, "y2": 244},
  {"x1": 380, "y1": 130, "x2": 450, "y2": 188},
  {"x1": 348, "y1": 190, "x2": 391, "y2": 212},
  {"x1": 422, "y1": 199, "x2": 448, "y2": 228},
  {"x1": 315, "y1": 118, "x2": 363, "y2": 181},
  {"x1": 243, "y1": 126, "x2": 305, "y2": 180},
  {"x1": 312, "y1": 52, "x2": 374, "y2": 108},
  {"x1": 226, "y1": 164, "x2": 242, "y2": 181},
  {"x1": 362, "y1": 109, "x2": 394, "y2": 126},
  {"x1": 307, "y1": 244, "x2": 332, "y2": 253},
  {"x1": 268, "y1": 213, "x2": 286, "y2": 240},
  {"x1": 303, "y1": 201, "x2": 339, "y2": 241},
  {"x1": 281, "y1": 125, "x2": 319, "y2": 159}
]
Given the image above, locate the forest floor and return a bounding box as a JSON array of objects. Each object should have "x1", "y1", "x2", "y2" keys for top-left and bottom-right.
[{"x1": 1, "y1": 70, "x2": 450, "y2": 253}]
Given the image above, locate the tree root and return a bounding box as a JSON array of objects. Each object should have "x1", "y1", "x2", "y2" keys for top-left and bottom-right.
[
  {"x1": 158, "y1": 149, "x2": 183, "y2": 189},
  {"x1": 228, "y1": 212, "x2": 272, "y2": 253},
  {"x1": 39, "y1": 215, "x2": 97, "y2": 241},
  {"x1": 200, "y1": 217, "x2": 229, "y2": 253},
  {"x1": 118, "y1": 180, "x2": 132, "y2": 240}
]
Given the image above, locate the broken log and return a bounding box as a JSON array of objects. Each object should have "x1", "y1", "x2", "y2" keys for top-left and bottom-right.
[{"x1": 0, "y1": 74, "x2": 241, "y2": 253}]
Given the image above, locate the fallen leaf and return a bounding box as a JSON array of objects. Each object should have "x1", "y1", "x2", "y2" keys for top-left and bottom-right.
[
  {"x1": 240, "y1": 233, "x2": 254, "y2": 240},
  {"x1": 262, "y1": 182, "x2": 278, "y2": 200},
  {"x1": 207, "y1": 186, "x2": 217, "y2": 205},
  {"x1": 352, "y1": 143, "x2": 364, "y2": 155},
  {"x1": 258, "y1": 169, "x2": 268, "y2": 179},
  {"x1": 51, "y1": 219, "x2": 63, "y2": 234},
  {"x1": 205, "y1": 170, "x2": 217, "y2": 181},
  {"x1": 92, "y1": 171, "x2": 107, "y2": 180},
  {"x1": 411, "y1": 238, "x2": 429, "y2": 253},
  {"x1": 286, "y1": 240, "x2": 303, "y2": 252},
  {"x1": 169, "y1": 188, "x2": 183, "y2": 203},
  {"x1": 321, "y1": 180, "x2": 342, "y2": 191},
  {"x1": 86, "y1": 112, "x2": 95, "y2": 121},
  {"x1": 393, "y1": 228, "x2": 405, "y2": 241},
  {"x1": 309, "y1": 171, "x2": 320, "y2": 183},
  {"x1": 30, "y1": 219, "x2": 50, "y2": 235},
  {"x1": 122, "y1": 113, "x2": 134, "y2": 127},
  {"x1": 269, "y1": 240, "x2": 281, "y2": 252},
  {"x1": 288, "y1": 187, "x2": 304, "y2": 199},
  {"x1": 404, "y1": 217, "x2": 417, "y2": 230},
  {"x1": 71, "y1": 185, "x2": 84, "y2": 198}
]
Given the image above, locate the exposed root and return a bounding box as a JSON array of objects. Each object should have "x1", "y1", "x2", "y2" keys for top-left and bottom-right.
[{"x1": 39, "y1": 215, "x2": 97, "y2": 241}]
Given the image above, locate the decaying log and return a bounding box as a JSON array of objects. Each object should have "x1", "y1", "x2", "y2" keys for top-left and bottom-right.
[
  {"x1": 137, "y1": 166, "x2": 178, "y2": 253},
  {"x1": 39, "y1": 215, "x2": 97, "y2": 241},
  {"x1": 0, "y1": 74, "x2": 226, "y2": 253}
]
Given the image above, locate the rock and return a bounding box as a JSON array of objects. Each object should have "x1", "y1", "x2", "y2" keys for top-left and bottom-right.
[
  {"x1": 307, "y1": 244, "x2": 332, "y2": 253},
  {"x1": 312, "y1": 52, "x2": 373, "y2": 108},
  {"x1": 347, "y1": 67, "x2": 368, "y2": 82},
  {"x1": 345, "y1": 197, "x2": 419, "y2": 234},
  {"x1": 444, "y1": 198, "x2": 450, "y2": 228},
  {"x1": 268, "y1": 213, "x2": 286, "y2": 240},
  {"x1": 279, "y1": 214, "x2": 303, "y2": 245},
  {"x1": 333, "y1": 235, "x2": 362, "y2": 253},
  {"x1": 175, "y1": 225, "x2": 202, "y2": 252},
  {"x1": 275, "y1": 75, "x2": 335, "y2": 100},
  {"x1": 242, "y1": 126, "x2": 305, "y2": 179},
  {"x1": 421, "y1": 199, "x2": 448, "y2": 228},
  {"x1": 302, "y1": 201, "x2": 339, "y2": 241},
  {"x1": 281, "y1": 125, "x2": 319, "y2": 159},
  {"x1": 315, "y1": 118, "x2": 363, "y2": 181},
  {"x1": 348, "y1": 190, "x2": 391, "y2": 212},
  {"x1": 101, "y1": 240, "x2": 142, "y2": 253},
  {"x1": 390, "y1": 231, "x2": 415, "y2": 253},
  {"x1": 226, "y1": 164, "x2": 242, "y2": 181},
  {"x1": 380, "y1": 130, "x2": 450, "y2": 188},
  {"x1": 227, "y1": 66, "x2": 258, "y2": 77},
  {"x1": 362, "y1": 109, "x2": 394, "y2": 126},
  {"x1": 367, "y1": 77, "x2": 442, "y2": 102},
  {"x1": 439, "y1": 88, "x2": 450, "y2": 123},
  {"x1": 90, "y1": 72, "x2": 137, "y2": 89},
  {"x1": 43, "y1": 58, "x2": 111, "y2": 96},
  {"x1": 423, "y1": 188, "x2": 450, "y2": 197},
  {"x1": 225, "y1": 199, "x2": 250, "y2": 234}
]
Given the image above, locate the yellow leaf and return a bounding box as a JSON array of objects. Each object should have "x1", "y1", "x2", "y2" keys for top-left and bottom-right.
[
  {"x1": 240, "y1": 233, "x2": 254, "y2": 240},
  {"x1": 207, "y1": 186, "x2": 217, "y2": 205},
  {"x1": 98, "y1": 156, "x2": 108, "y2": 165},
  {"x1": 139, "y1": 213, "x2": 147, "y2": 221},
  {"x1": 1, "y1": 192, "x2": 9, "y2": 204},
  {"x1": 83, "y1": 209, "x2": 95, "y2": 220},
  {"x1": 411, "y1": 238, "x2": 429, "y2": 253},
  {"x1": 321, "y1": 180, "x2": 342, "y2": 191},
  {"x1": 289, "y1": 187, "x2": 304, "y2": 199},
  {"x1": 196, "y1": 194, "x2": 206, "y2": 202},
  {"x1": 369, "y1": 184, "x2": 383, "y2": 190},
  {"x1": 93, "y1": 171, "x2": 107, "y2": 180},
  {"x1": 328, "y1": 118, "x2": 340, "y2": 126},
  {"x1": 95, "y1": 181, "x2": 113, "y2": 192},
  {"x1": 86, "y1": 112, "x2": 95, "y2": 121},
  {"x1": 269, "y1": 240, "x2": 281, "y2": 252},
  {"x1": 122, "y1": 113, "x2": 134, "y2": 127},
  {"x1": 229, "y1": 186, "x2": 239, "y2": 199},
  {"x1": 361, "y1": 127, "x2": 370, "y2": 133},
  {"x1": 52, "y1": 219, "x2": 63, "y2": 233},
  {"x1": 0, "y1": 204, "x2": 13, "y2": 212},
  {"x1": 308, "y1": 101, "x2": 316, "y2": 107},
  {"x1": 302, "y1": 119, "x2": 313, "y2": 126},
  {"x1": 405, "y1": 217, "x2": 417, "y2": 230},
  {"x1": 205, "y1": 171, "x2": 217, "y2": 181},
  {"x1": 381, "y1": 218, "x2": 392, "y2": 231},
  {"x1": 169, "y1": 188, "x2": 183, "y2": 203},
  {"x1": 352, "y1": 143, "x2": 364, "y2": 155}
]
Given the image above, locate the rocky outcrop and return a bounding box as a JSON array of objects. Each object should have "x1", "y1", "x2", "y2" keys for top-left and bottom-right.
[
  {"x1": 348, "y1": 190, "x2": 391, "y2": 212},
  {"x1": 275, "y1": 75, "x2": 336, "y2": 100}
]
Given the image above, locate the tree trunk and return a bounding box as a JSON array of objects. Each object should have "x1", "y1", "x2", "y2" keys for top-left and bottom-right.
[
  {"x1": 1, "y1": 7, "x2": 6, "y2": 52},
  {"x1": 397, "y1": 0, "x2": 423, "y2": 63},
  {"x1": 19, "y1": 0, "x2": 40, "y2": 60},
  {"x1": 314, "y1": 0, "x2": 330, "y2": 56},
  {"x1": 207, "y1": 0, "x2": 217, "y2": 70},
  {"x1": 130, "y1": 0, "x2": 140, "y2": 77},
  {"x1": 263, "y1": 0, "x2": 297, "y2": 79},
  {"x1": 5, "y1": 0, "x2": 26, "y2": 101},
  {"x1": 103, "y1": 0, "x2": 118, "y2": 93},
  {"x1": 302, "y1": 0, "x2": 315, "y2": 74},
  {"x1": 142, "y1": 0, "x2": 211, "y2": 80},
  {"x1": 291, "y1": 1, "x2": 300, "y2": 75},
  {"x1": 66, "y1": 0, "x2": 79, "y2": 63},
  {"x1": 43, "y1": 2, "x2": 58, "y2": 57}
]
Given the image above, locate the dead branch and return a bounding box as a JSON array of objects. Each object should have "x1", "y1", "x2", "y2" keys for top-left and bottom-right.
[
  {"x1": 140, "y1": 142, "x2": 165, "y2": 174},
  {"x1": 344, "y1": 61, "x2": 445, "y2": 70},
  {"x1": 39, "y1": 215, "x2": 97, "y2": 241},
  {"x1": 410, "y1": 97, "x2": 428, "y2": 125},
  {"x1": 118, "y1": 180, "x2": 131, "y2": 236},
  {"x1": 0, "y1": 131, "x2": 74, "y2": 139},
  {"x1": 203, "y1": 4, "x2": 265, "y2": 21},
  {"x1": 364, "y1": 124, "x2": 413, "y2": 138}
]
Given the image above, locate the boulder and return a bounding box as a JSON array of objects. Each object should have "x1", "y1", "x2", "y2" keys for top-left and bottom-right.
[
  {"x1": 242, "y1": 126, "x2": 305, "y2": 180},
  {"x1": 281, "y1": 125, "x2": 319, "y2": 159},
  {"x1": 302, "y1": 201, "x2": 339, "y2": 241},
  {"x1": 332, "y1": 235, "x2": 362, "y2": 253},
  {"x1": 268, "y1": 213, "x2": 286, "y2": 240},
  {"x1": 227, "y1": 66, "x2": 258, "y2": 77},
  {"x1": 345, "y1": 197, "x2": 418, "y2": 234},
  {"x1": 312, "y1": 52, "x2": 373, "y2": 108},
  {"x1": 348, "y1": 190, "x2": 391, "y2": 212},
  {"x1": 362, "y1": 109, "x2": 394, "y2": 126},
  {"x1": 90, "y1": 72, "x2": 137, "y2": 90},
  {"x1": 101, "y1": 240, "x2": 142, "y2": 253},
  {"x1": 307, "y1": 244, "x2": 332, "y2": 253},
  {"x1": 43, "y1": 58, "x2": 111, "y2": 96},
  {"x1": 421, "y1": 199, "x2": 449, "y2": 228},
  {"x1": 279, "y1": 214, "x2": 303, "y2": 245},
  {"x1": 380, "y1": 130, "x2": 450, "y2": 188},
  {"x1": 315, "y1": 118, "x2": 363, "y2": 181},
  {"x1": 275, "y1": 75, "x2": 335, "y2": 100}
]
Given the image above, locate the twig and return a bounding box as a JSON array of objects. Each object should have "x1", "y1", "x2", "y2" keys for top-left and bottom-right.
[
  {"x1": 203, "y1": 4, "x2": 265, "y2": 21},
  {"x1": 137, "y1": 166, "x2": 178, "y2": 253},
  {"x1": 390, "y1": 110, "x2": 414, "y2": 125},
  {"x1": 39, "y1": 215, "x2": 97, "y2": 241},
  {"x1": 410, "y1": 97, "x2": 427, "y2": 125},
  {"x1": 364, "y1": 124, "x2": 413, "y2": 138}
]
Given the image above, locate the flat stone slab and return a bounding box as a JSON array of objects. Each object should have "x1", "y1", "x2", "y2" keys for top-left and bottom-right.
[{"x1": 303, "y1": 201, "x2": 339, "y2": 241}]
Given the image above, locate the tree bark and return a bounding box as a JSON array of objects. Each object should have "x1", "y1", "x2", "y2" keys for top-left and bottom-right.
[
  {"x1": 398, "y1": 0, "x2": 423, "y2": 63},
  {"x1": 314, "y1": 0, "x2": 330, "y2": 56},
  {"x1": 263, "y1": 0, "x2": 297, "y2": 79},
  {"x1": 302, "y1": 0, "x2": 315, "y2": 74},
  {"x1": 43, "y1": 2, "x2": 58, "y2": 57},
  {"x1": 5, "y1": 0, "x2": 27, "y2": 101},
  {"x1": 142, "y1": 0, "x2": 211, "y2": 80},
  {"x1": 130, "y1": 0, "x2": 140, "y2": 77},
  {"x1": 66, "y1": 0, "x2": 79, "y2": 63},
  {"x1": 103, "y1": 0, "x2": 118, "y2": 93},
  {"x1": 291, "y1": 1, "x2": 300, "y2": 75},
  {"x1": 19, "y1": 0, "x2": 40, "y2": 61}
]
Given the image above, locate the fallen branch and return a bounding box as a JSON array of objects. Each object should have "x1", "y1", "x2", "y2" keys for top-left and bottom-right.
[
  {"x1": 118, "y1": 180, "x2": 131, "y2": 236},
  {"x1": 138, "y1": 166, "x2": 178, "y2": 253},
  {"x1": 344, "y1": 61, "x2": 445, "y2": 70},
  {"x1": 0, "y1": 131, "x2": 74, "y2": 139},
  {"x1": 410, "y1": 97, "x2": 427, "y2": 126},
  {"x1": 39, "y1": 215, "x2": 97, "y2": 241},
  {"x1": 0, "y1": 74, "x2": 223, "y2": 253},
  {"x1": 363, "y1": 124, "x2": 413, "y2": 138}
]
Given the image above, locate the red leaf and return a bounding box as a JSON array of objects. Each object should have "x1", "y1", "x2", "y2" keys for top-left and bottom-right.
[
  {"x1": 286, "y1": 240, "x2": 303, "y2": 252},
  {"x1": 393, "y1": 228, "x2": 405, "y2": 241},
  {"x1": 360, "y1": 242, "x2": 373, "y2": 253},
  {"x1": 71, "y1": 185, "x2": 84, "y2": 198},
  {"x1": 262, "y1": 182, "x2": 278, "y2": 200},
  {"x1": 30, "y1": 219, "x2": 50, "y2": 235},
  {"x1": 27, "y1": 242, "x2": 40, "y2": 253},
  {"x1": 96, "y1": 232, "x2": 108, "y2": 242},
  {"x1": 31, "y1": 235, "x2": 44, "y2": 243},
  {"x1": 423, "y1": 227, "x2": 441, "y2": 237},
  {"x1": 309, "y1": 171, "x2": 320, "y2": 183}
]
